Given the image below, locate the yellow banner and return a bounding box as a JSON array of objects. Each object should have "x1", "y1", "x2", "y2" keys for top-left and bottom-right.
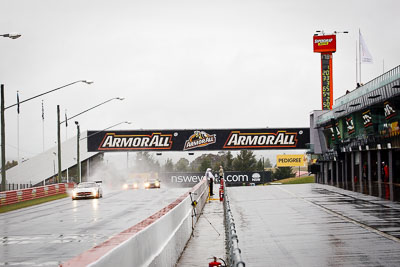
[{"x1": 276, "y1": 154, "x2": 305, "y2": 167}]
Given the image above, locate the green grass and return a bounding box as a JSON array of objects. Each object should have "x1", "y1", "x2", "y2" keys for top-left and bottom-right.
[
  {"x1": 0, "y1": 193, "x2": 68, "y2": 213},
  {"x1": 269, "y1": 176, "x2": 315, "y2": 185}
]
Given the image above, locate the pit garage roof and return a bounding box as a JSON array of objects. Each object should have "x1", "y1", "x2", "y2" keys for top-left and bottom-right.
[{"x1": 317, "y1": 65, "x2": 400, "y2": 126}]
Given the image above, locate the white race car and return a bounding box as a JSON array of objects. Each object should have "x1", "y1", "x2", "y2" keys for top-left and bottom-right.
[
  {"x1": 72, "y1": 181, "x2": 103, "y2": 200},
  {"x1": 123, "y1": 179, "x2": 139, "y2": 190}
]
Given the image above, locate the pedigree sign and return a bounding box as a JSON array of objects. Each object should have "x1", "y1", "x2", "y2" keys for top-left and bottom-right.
[
  {"x1": 313, "y1": 35, "x2": 336, "y2": 53},
  {"x1": 276, "y1": 154, "x2": 305, "y2": 167}
]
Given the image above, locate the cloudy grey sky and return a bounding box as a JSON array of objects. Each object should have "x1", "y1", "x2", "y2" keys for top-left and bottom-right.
[{"x1": 1, "y1": 0, "x2": 399, "y2": 163}]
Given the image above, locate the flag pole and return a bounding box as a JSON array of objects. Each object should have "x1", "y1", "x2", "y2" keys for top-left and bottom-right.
[
  {"x1": 17, "y1": 91, "x2": 20, "y2": 165},
  {"x1": 383, "y1": 59, "x2": 385, "y2": 74},
  {"x1": 359, "y1": 29, "x2": 362, "y2": 83},
  {"x1": 356, "y1": 40, "x2": 358, "y2": 84},
  {"x1": 65, "y1": 109, "x2": 68, "y2": 141},
  {"x1": 42, "y1": 100, "x2": 45, "y2": 152}
]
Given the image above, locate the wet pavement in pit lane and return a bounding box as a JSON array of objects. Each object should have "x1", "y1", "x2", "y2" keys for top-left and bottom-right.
[
  {"x1": 177, "y1": 185, "x2": 225, "y2": 267},
  {"x1": 0, "y1": 187, "x2": 189, "y2": 266},
  {"x1": 228, "y1": 184, "x2": 400, "y2": 267}
]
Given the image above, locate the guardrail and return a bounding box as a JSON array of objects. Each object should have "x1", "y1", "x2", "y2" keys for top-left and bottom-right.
[
  {"x1": 0, "y1": 183, "x2": 73, "y2": 207},
  {"x1": 224, "y1": 182, "x2": 246, "y2": 267},
  {"x1": 0, "y1": 183, "x2": 32, "y2": 191},
  {"x1": 334, "y1": 65, "x2": 400, "y2": 107}
]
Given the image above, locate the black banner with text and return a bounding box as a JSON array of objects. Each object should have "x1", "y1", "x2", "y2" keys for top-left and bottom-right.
[
  {"x1": 87, "y1": 128, "x2": 309, "y2": 152},
  {"x1": 159, "y1": 171, "x2": 272, "y2": 187}
]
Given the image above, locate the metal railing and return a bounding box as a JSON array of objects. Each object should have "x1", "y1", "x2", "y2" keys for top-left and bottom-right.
[
  {"x1": 334, "y1": 65, "x2": 400, "y2": 107},
  {"x1": 0, "y1": 183, "x2": 32, "y2": 192},
  {"x1": 317, "y1": 65, "x2": 400, "y2": 125},
  {"x1": 224, "y1": 183, "x2": 245, "y2": 267}
]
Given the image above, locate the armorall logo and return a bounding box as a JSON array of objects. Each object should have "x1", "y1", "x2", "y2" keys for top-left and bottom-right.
[
  {"x1": 223, "y1": 131, "x2": 298, "y2": 149},
  {"x1": 99, "y1": 133, "x2": 173, "y2": 150},
  {"x1": 184, "y1": 131, "x2": 216, "y2": 150}
]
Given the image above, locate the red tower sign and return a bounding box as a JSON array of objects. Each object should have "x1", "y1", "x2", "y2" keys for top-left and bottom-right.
[{"x1": 313, "y1": 34, "x2": 336, "y2": 110}]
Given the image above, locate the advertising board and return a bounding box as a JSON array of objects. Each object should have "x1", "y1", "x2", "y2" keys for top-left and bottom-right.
[
  {"x1": 276, "y1": 154, "x2": 305, "y2": 167},
  {"x1": 313, "y1": 34, "x2": 336, "y2": 53},
  {"x1": 87, "y1": 128, "x2": 310, "y2": 152},
  {"x1": 159, "y1": 171, "x2": 271, "y2": 187}
]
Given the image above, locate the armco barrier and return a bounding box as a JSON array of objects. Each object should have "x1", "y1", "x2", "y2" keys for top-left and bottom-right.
[
  {"x1": 0, "y1": 183, "x2": 73, "y2": 207},
  {"x1": 61, "y1": 178, "x2": 208, "y2": 267},
  {"x1": 224, "y1": 185, "x2": 246, "y2": 267}
]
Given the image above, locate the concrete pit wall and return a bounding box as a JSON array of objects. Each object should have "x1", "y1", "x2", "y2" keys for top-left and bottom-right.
[{"x1": 62, "y1": 178, "x2": 208, "y2": 267}]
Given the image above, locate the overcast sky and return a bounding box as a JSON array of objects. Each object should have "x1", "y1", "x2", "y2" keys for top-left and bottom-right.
[{"x1": 1, "y1": 0, "x2": 399, "y2": 164}]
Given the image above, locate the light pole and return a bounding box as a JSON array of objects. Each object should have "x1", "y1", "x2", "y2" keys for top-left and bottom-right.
[
  {"x1": 1, "y1": 85, "x2": 5, "y2": 191},
  {"x1": 75, "y1": 121, "x2": 81, "y2": 183},
  {"x1": 0, "y1": 80, "x2": 92, "y2": 190},
  {"x1": 76, "y1": 121, "x2": 131, "y2": 183},
  {"x1": 79, "y1": 121, "x2": 132, "y2": 141},
  {"x1": 57, "y1": 97, "x2": 123, "y2": 183},
  {"x1": 79, "y1": 121, "x2": 131, "y2": 180},
  {"x1": 1, "y1": 33, "x2": 21, "y2": 191},
  {"x1": 60, "y1": 97, "x2": 124, "y2": 125}
]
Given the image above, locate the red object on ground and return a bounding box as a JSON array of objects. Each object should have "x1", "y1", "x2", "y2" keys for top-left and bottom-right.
[
  {"x1": 209, "y1": 259, "x2": 222, "y2": 267},
  {"x1": 219, "y1": 178, "x2": 224, "y2": 201}
]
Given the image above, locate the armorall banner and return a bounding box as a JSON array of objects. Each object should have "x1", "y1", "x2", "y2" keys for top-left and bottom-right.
[{"x1": 87, "y1": 128, "x2": 310, "y2": 152}]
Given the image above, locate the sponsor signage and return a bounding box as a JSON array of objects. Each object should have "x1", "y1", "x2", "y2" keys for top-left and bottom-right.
[
  {"x1": 313, "y1": 35, "x2": 336, "y2": 53},
  {"x1": 225, "y1": 172, "x2": 266, "y2": 186},
  {"x1": 159, "y1": 171, "x2": 271, "y2": 187},
  {"x1": 87, "y1": 128, "x2": 309, "y2": 152},
  {"x1": 346, "y1": 116, "x2": 355, "y2": 135},
  {"x1": 362, "y1": 110, "x2": 373, "y2": 128},
  {"x1": 384, "y1": 101, "x2": 397, "y2": 121},
  {"x1": 334, "y1": 121, "x2": 341, "y2": 140},
  {"x1": 276, "y1": 154, "x2": 305, "y2": 167},
  {"x1": 159, "y1": 172, "x2": 206, "y2": 187}
]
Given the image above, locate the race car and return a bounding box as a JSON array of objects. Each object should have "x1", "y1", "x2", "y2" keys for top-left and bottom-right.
[
  {"x1": 123, "y1": 179, "x2": 139, "y2": 190},
  {"x1": 144, "y1": 179, "x2": 161, "y2": 189},
  {"x1": 72, "y1": 181, "x2": 103, "y2": 200}
]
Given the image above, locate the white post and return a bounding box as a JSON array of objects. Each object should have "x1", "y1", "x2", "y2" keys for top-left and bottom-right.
[
  {"x1": 17, "y1": 106, "x2": 20, "y2": 165},
  {"x1": 42, "y1": 100, "x2": 45, "y2": 152},
  {"x1": 87, "y1": 158, "x2": 90, "y2": 180},
  {"x1": 359, "y1": 29, "x2": 362, "y2": 83}
]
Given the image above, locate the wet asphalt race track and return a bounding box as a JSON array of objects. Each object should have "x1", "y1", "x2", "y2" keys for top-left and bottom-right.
[
  {"x1": 228, "y1": 184, "x2": 400, "y2": 267},
  {"x1": 0, "y1": 186, "x2": 189, "y2": 266}
]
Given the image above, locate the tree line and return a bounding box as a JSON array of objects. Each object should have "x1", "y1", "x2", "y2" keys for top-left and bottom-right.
[{"x1": 132, "y1": 150, "x2": 296, "y2": 180}]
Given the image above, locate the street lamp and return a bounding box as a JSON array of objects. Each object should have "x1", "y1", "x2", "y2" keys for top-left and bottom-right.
[
  {"x1": 60, "y1": 97, "x2": 124, "y2": 125},
  {"x1": 75, "y1": 121, "x2": 131, "y2": 182},
  {"x1": 0, "y1": 80, "x2": 92, "y2": 191},
  {"x1": 1, "y1": 33, "x2": 21, "y2": 39},
  {"x1": 1, "y1": 32, "x2": 21, "y2": 191},
  {"x1": 6, "y1": 80, "x2": 93, "y2": 111},
  {"x1": 57, "y1": 97, "x2": 124, "y2": 183},
  {"x1": 80, "y1": 121, "x2": 132, "y2": 141}
]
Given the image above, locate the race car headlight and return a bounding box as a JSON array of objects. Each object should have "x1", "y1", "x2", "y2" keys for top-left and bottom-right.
[
  {"x1": 92, "y1": 189, "x2": 97, "y2": 195},
  {"x1": 123, "y1": 184, "x2": 128, "y2": 189},
  {"x1": 144, "y1": 182, "x2": 150, "y2": 188},
  {"x1": 155, "y1": 182, "x2": 160, "y2": 187},
  {"x1": 72, "y1": 191, "x2": 77, "y2": 197}
]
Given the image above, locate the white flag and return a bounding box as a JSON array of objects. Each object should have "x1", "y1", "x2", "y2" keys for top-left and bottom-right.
[{"x1": 359, "y1": 31, "x2": 373, "y2": 64}]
